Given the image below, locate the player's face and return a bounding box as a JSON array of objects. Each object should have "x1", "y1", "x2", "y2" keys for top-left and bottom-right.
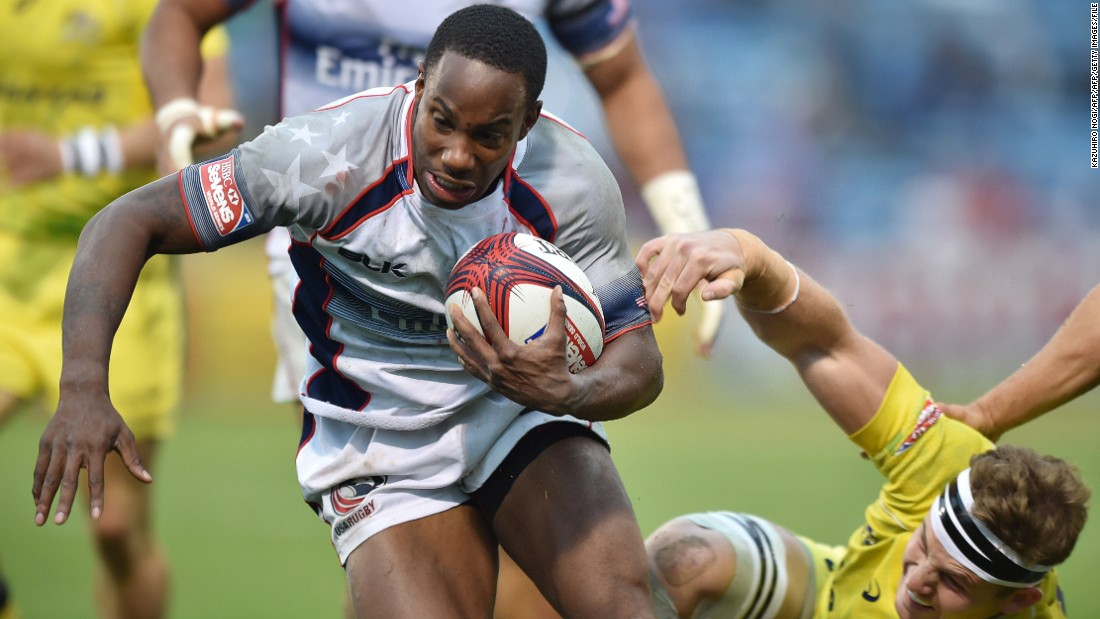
[
  {"x1": 895, "y1": 521, "x2": 1034, "y2": 619},
  {"x1": 412, "y1": 52, "x2": 540, "y2": 209}
]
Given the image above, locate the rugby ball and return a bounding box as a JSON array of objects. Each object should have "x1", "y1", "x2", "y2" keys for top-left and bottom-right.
[{"x1": 445, "y1": 232, "x2": 605, "y2": 373}]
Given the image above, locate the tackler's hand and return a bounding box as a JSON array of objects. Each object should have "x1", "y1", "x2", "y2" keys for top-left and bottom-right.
[
  {"x1": 939, "y1": 401, "x2": 1002, "y2": 442},
  {"x1": 635, "y1": 230, "x2": 747, "y2": 324}
]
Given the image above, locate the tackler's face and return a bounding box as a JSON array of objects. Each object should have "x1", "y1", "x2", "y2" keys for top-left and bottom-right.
[
  {"x1": 412, "y1": 51, "x2": 540, "y2": 210},
  {"x1": 894, "y1": 521, "x2": 1036, "y2": 619}
]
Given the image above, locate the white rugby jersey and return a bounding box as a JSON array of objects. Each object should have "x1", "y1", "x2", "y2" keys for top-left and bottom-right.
[
  {"x1": 179, "y1": 83, "x2": 650, "y2": 428},
  {"x1": 222, "y1": 0, "x2": 634, "y2": 118}
]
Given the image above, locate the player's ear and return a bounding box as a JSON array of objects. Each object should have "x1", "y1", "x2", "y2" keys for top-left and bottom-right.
[
  {"x1": 518, "y1": 100, "x2": 542, "y2": 140},
  {"x1": 998, "y1": 587, "x2": 1043, "y2": 615},
  {"x1": 415, "y1": 61, "x2": 427, "y2": 98}
]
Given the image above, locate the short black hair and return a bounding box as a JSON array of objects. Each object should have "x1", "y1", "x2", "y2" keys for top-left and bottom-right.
[{"x1": 424, "y1": 4, "x2": 547, "y2": 109}]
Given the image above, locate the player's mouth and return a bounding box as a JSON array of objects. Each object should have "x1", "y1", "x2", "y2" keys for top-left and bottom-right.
[
  {"x1": 426, "y1": 171, "x2": 478, "y2": 204},
  {"x1": 905, "y1": 588, "x2": 935, "y2": 612}
]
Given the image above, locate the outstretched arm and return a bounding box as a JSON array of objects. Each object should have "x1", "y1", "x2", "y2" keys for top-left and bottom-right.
[
  {"x1": 582, "y1": 27, "x2": 723, "y2": 357},
  {"x1": 636, "y1": 229, "x2": 897, "y2": 434},
  {"x1": 940, "y1": 283, "x2": 1100, "y2": 441},
  {"x1": 32, "y1": 176, "x2": 205, "y2": 527}
]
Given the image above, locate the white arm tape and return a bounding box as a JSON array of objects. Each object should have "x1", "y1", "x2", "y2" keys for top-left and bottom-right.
[
  {"x1": 157, "y1": 97, "x2": 244, "y2": 170},
  {"x1": 166, "y1": 123, "x2": 198, "y2": 170},
  {"x1": 59, "y1": 126, "x2": 124, "y2": 176},
  {"x1": 641, "y1": 170, "x2": 712, "y2": 235},
  {"x1": 155, "y1": 97, "x2": 201, "y2": 133}
]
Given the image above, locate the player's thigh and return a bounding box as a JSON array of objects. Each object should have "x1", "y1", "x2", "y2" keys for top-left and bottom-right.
[
  {"x1": 0, "y1": 231, "x2": 69, "y2": 422},
  {"x1": 107, "y1": 256, "x2": 184, "y2": 441},
  {"x1": 647, "y1": 513, "x2": 818, "y2": 619},
  {"x1": 490, "y1": 433, "x2": 651, "y2": 618},
  {"x1": 344, "y1": 502, "x2": 497, "y2": 619},
  {"x1": 494, "y1": 548, "x2": 561, "y2": 619},
  {"x1": 0, "y1": 392, "x2": 21, "y2": 427}
]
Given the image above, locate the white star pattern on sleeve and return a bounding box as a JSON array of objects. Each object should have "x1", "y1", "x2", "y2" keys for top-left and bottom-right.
[
  {"x1": 262, "y1": 155, "x2": 321, "y2": 206},
  {"x1": 320, "y1": 146, "x2": 359, "y2": 178},
  {"x1": 332, "y1": 110, "x2": 351, "y2": 126},
  {"x1": 289, "y1": 124, "x2": 322, "y2": 145}
]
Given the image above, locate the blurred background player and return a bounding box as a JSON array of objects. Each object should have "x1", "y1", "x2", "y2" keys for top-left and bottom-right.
[
  {"x1": 0, "y1": 1, "x2": 237, "y2": 617},
  {"x1": 635, "y1": 228, "x2": 1091, "y2": 619},
  {"x1": 141, "y1": 0, "x2": 723, "y2": 410}
]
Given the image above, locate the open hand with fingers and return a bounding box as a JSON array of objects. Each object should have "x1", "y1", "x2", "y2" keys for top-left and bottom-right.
[
  {"x1": 33, "y1": 394, "x2": 151, "y2": 526},
  {"x1": 447, "y1": 286, "x2": 580, "y2": 416},
  {"x1": 635, "y1": 230, "x2": 750, "y2": 321}
]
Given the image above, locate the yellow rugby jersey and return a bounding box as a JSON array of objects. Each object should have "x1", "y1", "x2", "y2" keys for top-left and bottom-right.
[
  {"x1": 817, "y1": 364, "x2": 1066, "y2": 618},
  {"x1": 0, "y1": 0, "x2": 227, "y2": 238}
]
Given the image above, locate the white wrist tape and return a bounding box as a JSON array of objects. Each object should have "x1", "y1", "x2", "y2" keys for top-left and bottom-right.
[
  {"x1": 166, "y1": 124, "x2": 199, "y2": 170},
  {"x1": 59, "y1": 126, "x2": 124, "y2": 176},
  {"x1": 155, "y1": 97, "x2": 244, "y2": 170},
  {"x1": 640, "y1": 170, "x2": 711, "y2": 235},
  {"x1": 155, "y1": 97, "x2": 201, "y2": 133}
]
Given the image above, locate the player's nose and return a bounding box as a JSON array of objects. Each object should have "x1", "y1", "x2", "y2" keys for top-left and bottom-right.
[{"x1": 441, "y1": 135, "x2": 475, "y2": 173}]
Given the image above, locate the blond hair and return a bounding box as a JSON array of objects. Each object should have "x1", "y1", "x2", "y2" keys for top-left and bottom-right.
[{"x1": 969, "y1": 445, "x2": 1091, "y2": 566}]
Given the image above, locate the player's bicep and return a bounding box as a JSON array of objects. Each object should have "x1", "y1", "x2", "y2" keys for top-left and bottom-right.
[{"x1": 110, "y1": 175, "x2": 206, "y2": 255}]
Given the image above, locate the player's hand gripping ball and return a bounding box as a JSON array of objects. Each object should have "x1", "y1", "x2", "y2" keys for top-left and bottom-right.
[{"x1": 445, "y1": 232, "x2": 605, "y2": 373}]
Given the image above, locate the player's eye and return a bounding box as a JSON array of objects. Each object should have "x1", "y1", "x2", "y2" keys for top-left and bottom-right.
[
  {"x1": 432, "y1": 116, "x2": 452, "y2": 131},
  {"x1": 476, "y1": 131, "x2": 503, "y2": 148},
  {"x1": 941, "y1": 573, "x2": 965, "y2": 594}
]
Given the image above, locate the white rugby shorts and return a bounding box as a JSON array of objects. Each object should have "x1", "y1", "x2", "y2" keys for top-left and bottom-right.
[{"x1": 297, "y1": 400, "x2": 607, "y2": 564}]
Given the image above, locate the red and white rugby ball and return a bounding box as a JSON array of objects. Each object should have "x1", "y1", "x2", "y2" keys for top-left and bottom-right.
[{"x1": 445, "y1": 232, "x2": 605, "y2": 373}]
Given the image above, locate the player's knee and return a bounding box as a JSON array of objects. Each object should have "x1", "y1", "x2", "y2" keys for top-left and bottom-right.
[
  {"x1": 90, "y1": 509, "x2": 150, "y2": 575},
  {"x1": 645, "y1": 516, "x2": 734, "y2": 618}
]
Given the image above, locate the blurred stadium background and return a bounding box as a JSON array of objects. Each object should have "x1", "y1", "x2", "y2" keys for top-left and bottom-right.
[{"x1": 2, "y1": 0, "x2": 1097, "y2": 616}]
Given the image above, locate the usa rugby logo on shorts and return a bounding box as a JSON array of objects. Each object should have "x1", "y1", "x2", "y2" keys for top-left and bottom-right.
[
  {"x1": 199, "y1": 155, "x2": 253, "y2": 236},
  {"x1": 894, "y1": 399, "x2": 942, "y2": 455},
  {"x1": 331, "y1": 476, "x2": 388, "y2": 516}
]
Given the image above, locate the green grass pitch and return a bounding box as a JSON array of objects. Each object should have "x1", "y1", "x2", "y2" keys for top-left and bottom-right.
[{"x1": 1, "y1": 247, "x2": 1096, "y2": 617}]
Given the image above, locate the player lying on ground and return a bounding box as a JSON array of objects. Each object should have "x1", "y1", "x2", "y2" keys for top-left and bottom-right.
[{"x1": 635, "y1": 229, "x2": 1091, "y2": 619}]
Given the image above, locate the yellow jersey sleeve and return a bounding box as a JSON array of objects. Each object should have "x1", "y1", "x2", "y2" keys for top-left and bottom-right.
[
  {"x1": 849, "y1": 363, "x2": 994, "y2": 535},
  {"x1": 823, "y1": 364, "x2": 1067, "y2": 618}
]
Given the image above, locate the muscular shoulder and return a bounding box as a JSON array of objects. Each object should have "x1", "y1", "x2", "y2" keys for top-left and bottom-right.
[
  {"x1": 514, "y1": 111, "x2": 623, "y2": 242},
  {"x1": 235, "y1": 85, "x2": 413, "y2": 229}
]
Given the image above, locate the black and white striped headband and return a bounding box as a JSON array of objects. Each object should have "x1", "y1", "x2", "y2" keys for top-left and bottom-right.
[{"x1": 928, "y1": 468, "x2": 1050, "y2": 588}]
